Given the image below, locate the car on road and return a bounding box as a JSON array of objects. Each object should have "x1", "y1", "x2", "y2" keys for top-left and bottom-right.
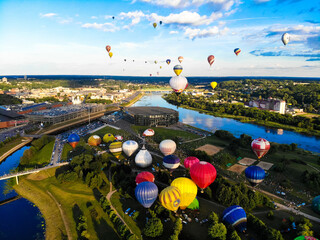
[
  {"x1": 182, "y1": 220, "x2": 187, "y2": 224},
  {"x1": 129, "y1": 210, "x2": 136, "y2": 217},
  {"x1": 125, "y1": 208, "x2": 131, "y2": 214},
  {"x1": 195, "y1": 217, "x2": 199, "y2": 222},
  {"x1": 200, "y1": 219, "x2": 208, "y2": 224}
]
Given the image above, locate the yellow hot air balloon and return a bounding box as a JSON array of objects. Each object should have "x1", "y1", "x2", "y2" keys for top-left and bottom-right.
[
  {"x1": 211, "y1": 82, "x2": 217, "y2": 89},
  {"x1": 171, "y1": 177, "x2": 197, "y2": 209},
  {"x1": 109, "y1": 52, "x2": 113, "y2": 58},
  {"x1": 109, "y1": 142, "x2": 123, "y2": 159},
  {"x1": 153, "y1": 22, "x2": 157, "y2": 28},
  {"x1": 159, "y1": 186, "x2": 181, "y2": 212},
  {"x1": 103, "y1": 133, "x2": 116, "y2": 143},
  {"x1": 88, "y1": 135, "x2": 102, "y2": 146}
]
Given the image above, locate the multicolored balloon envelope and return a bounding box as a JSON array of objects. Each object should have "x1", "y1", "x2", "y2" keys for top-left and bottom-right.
[
  {"x1": 166, "y1": 59, "x2": 171, "y2": 65},
  {"x1": 103, "y1": 133, "x2": 116, "y2": 143},
  {"x1": 282, "y1": 33, "x2": 290, "y2": 45},
  {"x1": 178, "y1": 56, "x2": 184, "y2": 63},
  {"x1": 163, "y1": 155, "x2": 180, "y2": 171},
  {"x1": 106, "y1": 45, "x2": 111, "y2": 52},
  {"x1": 234, "y1": 48, "x2": 241, "y2": 56},
  {"x1": 294, "y1": 236, "x2": 318, "y2": 240},
  {"x1": 173, "y1": 65, "x2": 183, "y2": 76},
  {"x1": 159, "y1": 139, "x2": 176, "y2": 156},
  {"x1": 135, "y1": 171, "x2": 155, "y2": 185},
  {"x1": 171, "y1": 177, "x2": 197, "y2": 209},
  {"x1": 135, "y1": 146, "x2": 152, "y2": 168},
  {"x1": 207, "y1": 55, "x2": 215, "y2": 66},
  {"x1": 122, "y1": 140, "x2": 139, "y2": 157},
  {"x1": 187, "y1": 197, "x2": 199, "y2": 210},
  {"x1": 222, "y1": 205, "x2": 247, "y2": 233},
  {"x1": 169, "y1": 76, "x2": 188, "y2": 93},
  {"x1": 135, "y1": 181, "x2": 158, "y2": 208},
  {"x1": 109, "y1": 142, "x2": 122, "y2": 158},
  {"x1": 251, "y1": 138, "x2": 270, "y2": 159},
  {"x1": 88, "y1": 135, "x2": 101, "y2": 146},
  {"x1": 312, "y1": 195, "x2": 320, "y2": 214},
  {"x1": 143, "y1": 128, "x2": 155, "y2": 137},
  {"x1": 190, "y1": 161, "x2": 217, "y2": 192},
  {"x1": 245, "y1": 166, "x2": 265, "y2": 185},
  {"x1": 159, "y1": 186, "x2": 181, "y2": 212},
  {"x1": 210, "y1": 81, "x2": 217, "y2": 89},
  {"x1": 183, "y1": 156, "x2": 200, "y2": 169},
  {"x1": 115, "y1": 135, "x2": 123, "y2": 141},
  {"x1": 68, "y1": 133, "x2": 80, "y2": 148}
]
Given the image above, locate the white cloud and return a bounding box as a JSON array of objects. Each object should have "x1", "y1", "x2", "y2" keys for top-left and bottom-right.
[
  {"x1": 184, "y1": 26, "x2": 229, "y2": 40},
  {"x1": 81, "y1": 22, "x2": 119, "y2": 32},
  {"x1": 137, "y1": 0, "x2": 189, "y2": 8},
  {"x1": 40, "y1": 13, "x2": 57, "y2": 18},
  {"x1": 120, "y1": 11, "x2": 147, "y2": 27},
  {"x1": 170, "y1": 31, "x2": 179, "y2": 34},
  {"x1": 91, "y1": 16, "x2": 98, "y2": 19},
  {"x1": 254, "y1": 0, "x2": 271, "y2": 3}
]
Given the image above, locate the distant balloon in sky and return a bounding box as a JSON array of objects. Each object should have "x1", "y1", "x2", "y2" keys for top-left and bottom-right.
[
  {"x1": 115, "y1": 135, "x2": 123, "y2": 141},
  {"x1": 109, "y1": 52, "x2": 113, "y2": 58},
  {"x1": 251, "y1": 138, "x2": 270, "y2": 159},
  {"x1": 173, "y1": 65, "x2": 183, "y2": 76},
  {"x1": 210, "y1": 82, "x2": 217, "y2": 89},
  {"x1": 112, "y1": 16, "x2": 115, "y2": 20},
  {"x1": 234, "y1": 48, "x2": 241, "y2": 56},
  {"x1": 153, "y1": 22, "x2": 157, "y2": 28},
  {"x1": 178, "y1": 56, "x2": 184, "y2": 63},
  {"x1": 166, "y1": 59, "x2": 171, "y2": 65},
  {"x1": 282, "y1": 33, "x2": 290, "y2": 45},
  {"x1": 106, "y1": 45, "x2": 111, "y2": 52},
  {"x1": 154, "y1": 60, "x2": 158, "y2": 64},
  {"x1": 159, "y1": 21, "x2": 163, "y2": 25},
  {"x1": 207, "y1": 55, "x2": 215, "y2": 66},
  {"x1": 169, "y1": 76, "x2": 188, "y2": 93}
]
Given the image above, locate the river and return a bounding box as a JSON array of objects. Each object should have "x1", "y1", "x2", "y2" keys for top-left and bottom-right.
[
  {"x1": 0, "y1": 147, "x2": 45, "y2": 240},
  {"x1": 132, "y1": 93, "x2": 320, "y2": 153}
]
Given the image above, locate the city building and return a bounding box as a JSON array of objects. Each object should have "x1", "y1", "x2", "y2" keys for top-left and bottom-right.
[
  {"x1": 0, "y1": 108, "x2": 28, "y2": 129},
  {"x1": 248, "y1": 98, "x2": 286, "y2": 114},
  {"x1": 124, "y1": 106, "x2": 179, "y2": 127},
  {"x1": 2, "y1": 77, "x2": 7, "y2": 83}
]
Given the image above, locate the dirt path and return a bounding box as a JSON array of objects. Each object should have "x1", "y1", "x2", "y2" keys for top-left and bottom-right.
[{"x1": 47, "y1": 190, "x2": 73, "y2": 240}]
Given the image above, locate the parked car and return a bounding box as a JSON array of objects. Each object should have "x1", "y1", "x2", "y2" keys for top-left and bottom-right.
[
  {"x1": 200, "y1": 219, "x2": 208, "y2": 224},
  {"x1": 125, "y1": 208, "x2": 131, "y2": 214},
  {"x1": 182, "y1": 220, "x2": 187, "y2": 224},
  {"x1": 129, "y1": 210, "x2": 136, "y2": 217},
  {"x1": 195, "y1": 218, "x2": 199, "y2": 222}
]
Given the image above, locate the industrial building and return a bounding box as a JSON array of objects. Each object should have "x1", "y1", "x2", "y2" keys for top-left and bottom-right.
[
  {"x1": 124, "y1": 106, "x2": 179, "y2": 127},
  {"x1": 248, "y1": 98, "x2": 286, "y2": 114},
  {"x1": 0, "y1": 108, "x2": 28, "y2": 129}
]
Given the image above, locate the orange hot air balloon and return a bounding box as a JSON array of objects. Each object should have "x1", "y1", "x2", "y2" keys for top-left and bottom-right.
[
  {"x1": 178, "y1": 56, "x2": 184, "y2": 63},
  {"x1": 208, "y1": 55, "x2": 215, "y2": 66},
  {"x1": 106, "y1": 45, "x2": 111, "y2": 52}
]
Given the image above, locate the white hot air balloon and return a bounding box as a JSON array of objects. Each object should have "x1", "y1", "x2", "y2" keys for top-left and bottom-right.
[
  {"x1": 169, "y1": 76, "x2": 188, "y2": 93},
  {"x1": 123, "y1": 140, "x2": 139, "y2": 157},
  {"x1": 135, "y1": 145, "x2": 152, "y2": 168},
  {"x1": 159, "y1": 139, "x2": 176, "y2": 156},
  {"x1": 143, "y1": 129, "x2": 155, "y2": 137},
  {"x1": 282, "y1": 33, "x2": 290, "y2": 45}
]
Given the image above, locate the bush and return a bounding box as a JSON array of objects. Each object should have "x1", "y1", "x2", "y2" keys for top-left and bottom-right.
[
  {"x1": 143, "y1": 217, "x2": 163, "y2": 238},
  {"x1": 208, "y1": 223, "x2": 227, "y2": 240}
]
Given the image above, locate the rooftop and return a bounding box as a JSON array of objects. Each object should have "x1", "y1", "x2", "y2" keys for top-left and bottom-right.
[{"x1": 126, "y1": 106, "x2": 178, "y2": 116}]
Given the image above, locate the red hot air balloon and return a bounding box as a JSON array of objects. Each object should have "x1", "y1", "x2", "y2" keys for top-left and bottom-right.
[
  {"x1": 190, "y1": 161, "x2": 217, "y2": 192},
  {"x1": 251, "y1": 138, "x2": 270, "y2": 159},
  {"x1": 184, "y1": 156, "x2": 200, "y2": 169},
  {"x1": 208, "y1": 55, "x2": 215, "y2": 66},
  {"x1": 106, "y1": 45, "x2": 111, "y2": 52},
  {"x1": 135, "y1": 171, "x2": 155, "y2": 185}
]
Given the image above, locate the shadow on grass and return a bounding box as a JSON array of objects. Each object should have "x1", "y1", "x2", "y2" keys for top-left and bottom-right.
[
  {"x1": 72, "y1": 203, "x2": 84, "y2": 239},
  {"x1": 92, "y1": 217, "x2": 120, "y2": 240}
]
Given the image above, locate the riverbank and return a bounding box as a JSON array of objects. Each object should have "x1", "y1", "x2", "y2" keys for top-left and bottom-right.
[
  {"x1": 121, "y1": 92, "x2": 144, "y2": 107},
  {"x1": 0, "y1": 137, "x2": 32, "y2": 163}
]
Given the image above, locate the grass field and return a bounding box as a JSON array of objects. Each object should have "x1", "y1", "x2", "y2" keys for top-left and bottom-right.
[
  {"x1": 14, "y1": 168, "x2": 119, "y2": 240},
  {"x1": 0, "y1": 137, "x2": 25, "y2": 160}
]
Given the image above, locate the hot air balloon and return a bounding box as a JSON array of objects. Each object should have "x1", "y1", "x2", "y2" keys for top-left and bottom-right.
[
  {"x1": 154, "y1": 60, "x2": 158, "y2": 64},
  {"x1": 106, "y1": 45, "x2": 111, "y2": 52},
  {"x1": 103, "y1": 133, "x2": 116, "y2": 143},
  {"x1": 166, "y1": 59, "x2": 171, "y2": 65},
  {"x1": 163, "y1": 155, "x2": 180, "y2": 171},
  {"x1": 312, "y1": 195, "x2": 320, "y2": 214},
  {"x1": 135, "y1": 171, "x2": 155, "y2": 185},
  {"x1": 171, "y1": 177, "x2": 197, "y2": 209},
  {"x1": 207, "y1": 55, "x2": 215, "y2": 66},
  {"x1": 123, "y1": 140, "x2": 139, "y2": 157},
  {"x1": 115, "y1": 135, "x2": 123, "y2": 141},
  {"x1": 183, "y1": 156, "x2": 200, "y2": 169},
  {"x1": 173, "y1": 65, "x2": 183, "y2": 76},
  {"x1": 160, "y1": 66, "x2": 162, "y2": 69},
  {"x1": 187, "y1": 197, "x2": 199, "y2": 210},
  {"x1": 153, "y1": 23, "x2": 157, "y2": 28},
  {"x1": 88, "y1": 135, "x2": 101, "y2": 146},
  {"x1": 135, "y1": 145, "x2": 152, "y2": 168},
  {"x1": 222, "y1": 205, "x2": 247, "y2": 233},
  {"x1": 159, "y1": 139, "x2": 176, "y2": 156},
  {"x1": 234, "y1": 48, "x2": 241, "y2": 56},
  {"x1": 109, "y1": 142, "x2": 122, "y2": 159},
  {"x1": 190, "y1": 161, "x2": 217, "y2": 192},
  {"x1": 210, "y1": 81, "x2": 217, "y2": 89},
  {"x1": 245, "y1": 166, "x2": 265, "y2": 186},
  {"x1": 68, "y1": 133, "x2": 80, "y2": 148},
  {"x1": 135, "y1": 181, "x2": 158, "y2": 208},
  {"x1": 294, "y1": 237, "x2": 318, "y2": 240},
  {"x1": 124, "y1": 59, "x2": 127, "y2": 62},
  {"x1": 178, "y1": 56, "x2": 184, "y2": 63},
  {"x1": 159, "y1": 186, "x2": 181, "y2": 212},
  {"x1": 112, "y1": 16, "x2": 115, "y2": 20},
  {"x1": 143, "y1": 128, "x2": 154, "y2": 137},
  {"x1": 159, "y1": 21, "x2": 163, "y2": 25},
  {"x1": 109, "y1": 52, "x2": 113, "y2": 58},
  {"x1": 282, "y1": 33, "x2": 290, "y2": 45},
  {"x1": 169, "y1": 76, "x2": 188, "y2": 93},
  {"x1": 251, "y1": 138, "x2": 270, "y2": 159}
]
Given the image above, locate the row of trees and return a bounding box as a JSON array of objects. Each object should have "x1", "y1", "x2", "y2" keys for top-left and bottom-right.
[
  {"x1": 0, "y1": 94, "x2": 22, "y2": 104},
  {"x1": 0, "y1": 134, "x2": 21, "y2": 148}
]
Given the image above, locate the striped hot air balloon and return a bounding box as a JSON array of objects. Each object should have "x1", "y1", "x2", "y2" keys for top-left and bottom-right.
[
  {"x1": 135, "y1": 181, "x2": 158, "y2": 208},
  {"x1": 109, "y1": 142, "x2": 122, "y2": 159},
  {"x1": 68, "y1": 133, "x2": 80, "y2": 148},
  {"x1": 171, "y1": 177, "x2": 197, "y2": 209},
  {"x1": 163, "y1": 155, "x2": 180, "y2": 171},
  {"x1": 173, "y1": 65, "x2": 183, "y2": 76},
  {"x1": 135, "y1": 171, "x2": 155, "y2": 185},
  {"x1": 115, "y1": 135, "x2": 123, "y2": 141},
  {"x1": 222, "y1": 205, "x2": 247, "y2": 233},
  {"x1": 88, "y1": 135, "x2": 101, "y2": 146},
  {"x1": 234, "y1": 48, "x2": 241, "y2": 56},
  {"x1": 159, "y1": 186, "x2": 181, "y2": 212},
  {"x1": 207, "y1": 55, "x2": 215, "y2": 66},
  {"x1": 251, "y1": 138, "x2": 270, "y2": 159}
]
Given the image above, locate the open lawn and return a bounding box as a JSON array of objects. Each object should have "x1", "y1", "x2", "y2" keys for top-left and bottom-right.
[
  {"x1": 89, "y1": 126, "x2": 130, "y2": 140},
  {"x1": 0, "y1": 137, "x2": 26, "y2": 161}
]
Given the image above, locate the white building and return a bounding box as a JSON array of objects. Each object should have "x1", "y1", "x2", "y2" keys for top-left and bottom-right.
[
  {"x1": 2, "y1": 77, "x2": 7, "y2": 83},
  {"x1": 249, "y1": 98, "x2": 286, "y2": 114}
]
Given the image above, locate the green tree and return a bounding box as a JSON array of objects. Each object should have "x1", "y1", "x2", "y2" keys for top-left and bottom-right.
[
  {"x1": 208, "y1": 223, "x2": 227, "y2": 240},
  {"x1": 208, "y1": 212, "x2": 219, "y2": 224},
  {"x1": 143, "y1": 217, "x2": 163, "y2": 238},
  {"x1": 229, "y1": 230, "x2": 241, "y2": 240}
]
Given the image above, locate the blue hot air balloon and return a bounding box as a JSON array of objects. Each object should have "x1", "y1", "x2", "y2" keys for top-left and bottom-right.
[
  {"x1": 68, "y1": 133, "x2": 80, "y2": 148},
  {"x1": 135, "y1": 181, "x2": 158, "y2": 208},
  {"x1": 245, "y1": 166, "x2": 265, "y2": 185},
  {"x1": 163, "y1": 155, "x2": 180, "y2": 171},
  {"x1": 222, "y1": 205, "x2": 247, "y2": 233}
]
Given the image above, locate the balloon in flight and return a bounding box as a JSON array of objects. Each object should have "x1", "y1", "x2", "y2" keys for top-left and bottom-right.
[
  {"x1": 190, "y1": 161, "x2": 217, "y2": 192},
  {"x1": 68, "y1": 133, "x2": 80, "y2": 148},
  {"x1": 173, "y1": 65, "x2": 183, "y2": 76},
  {"x1": 153, "y1": 22, "x2": 157, "y2": 28},
  {"x1": 159, "y1": 21, "x2": 163, "y2": 25},
  {"x1": 109, "y1": 52, "x2": 113, "y2": 58},
  {"x1": 171, "y1": 177, "x2": 197, "y2": 209},
  {"x1": 251, "y1": 138, "x2": 270, "y2": 159},
  {"x1": 245, "y1": 166, "x2": 265, "y2": 185},
  {"x1": 222, "y1": 205, "x2": 247, "y2": 232},
  {"x1": 166, "y1": 59, "x2": 171, "y2": 65},
  {"x1": 122, "y1": 140, "x2": 139, "y2": 157},
  {"x1": 282, "y1": 33, "x2": 290, "y2": 45},
  {"x1": 135, "y1": 181, "x2": 158, "y2": 208},
  {"x1": 106, "y1": 45, "x2": 111, "y2": 52},
  {"x1": 178, "y1": 56, "x2": 184, "y2": 63},
  {"x1": 210, "y1": 82, "x2": 217, "y2": 89},
  {"x1": 159, "y1": 139, "x2": 176, "y2": 156},
  {"x1": 169, "y1": 76, "x2": 188, "y2": 93},
  {"x1": 135, "y1": 171, "x2": 155, "y2": 185},
  {"x1": 207, "y1": 55, "x2": 215, "y2": 66},
  {"x1": 234, "y1": 48, "x2": 241, "y2": 56},
  {"x1": 159, "y1": 186, "x2": 181, "y2": 212}
]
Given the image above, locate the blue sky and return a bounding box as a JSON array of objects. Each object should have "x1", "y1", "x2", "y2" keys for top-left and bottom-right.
[{"x1": 0, "y1": 0, "x2": 319, "y2": 77}]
